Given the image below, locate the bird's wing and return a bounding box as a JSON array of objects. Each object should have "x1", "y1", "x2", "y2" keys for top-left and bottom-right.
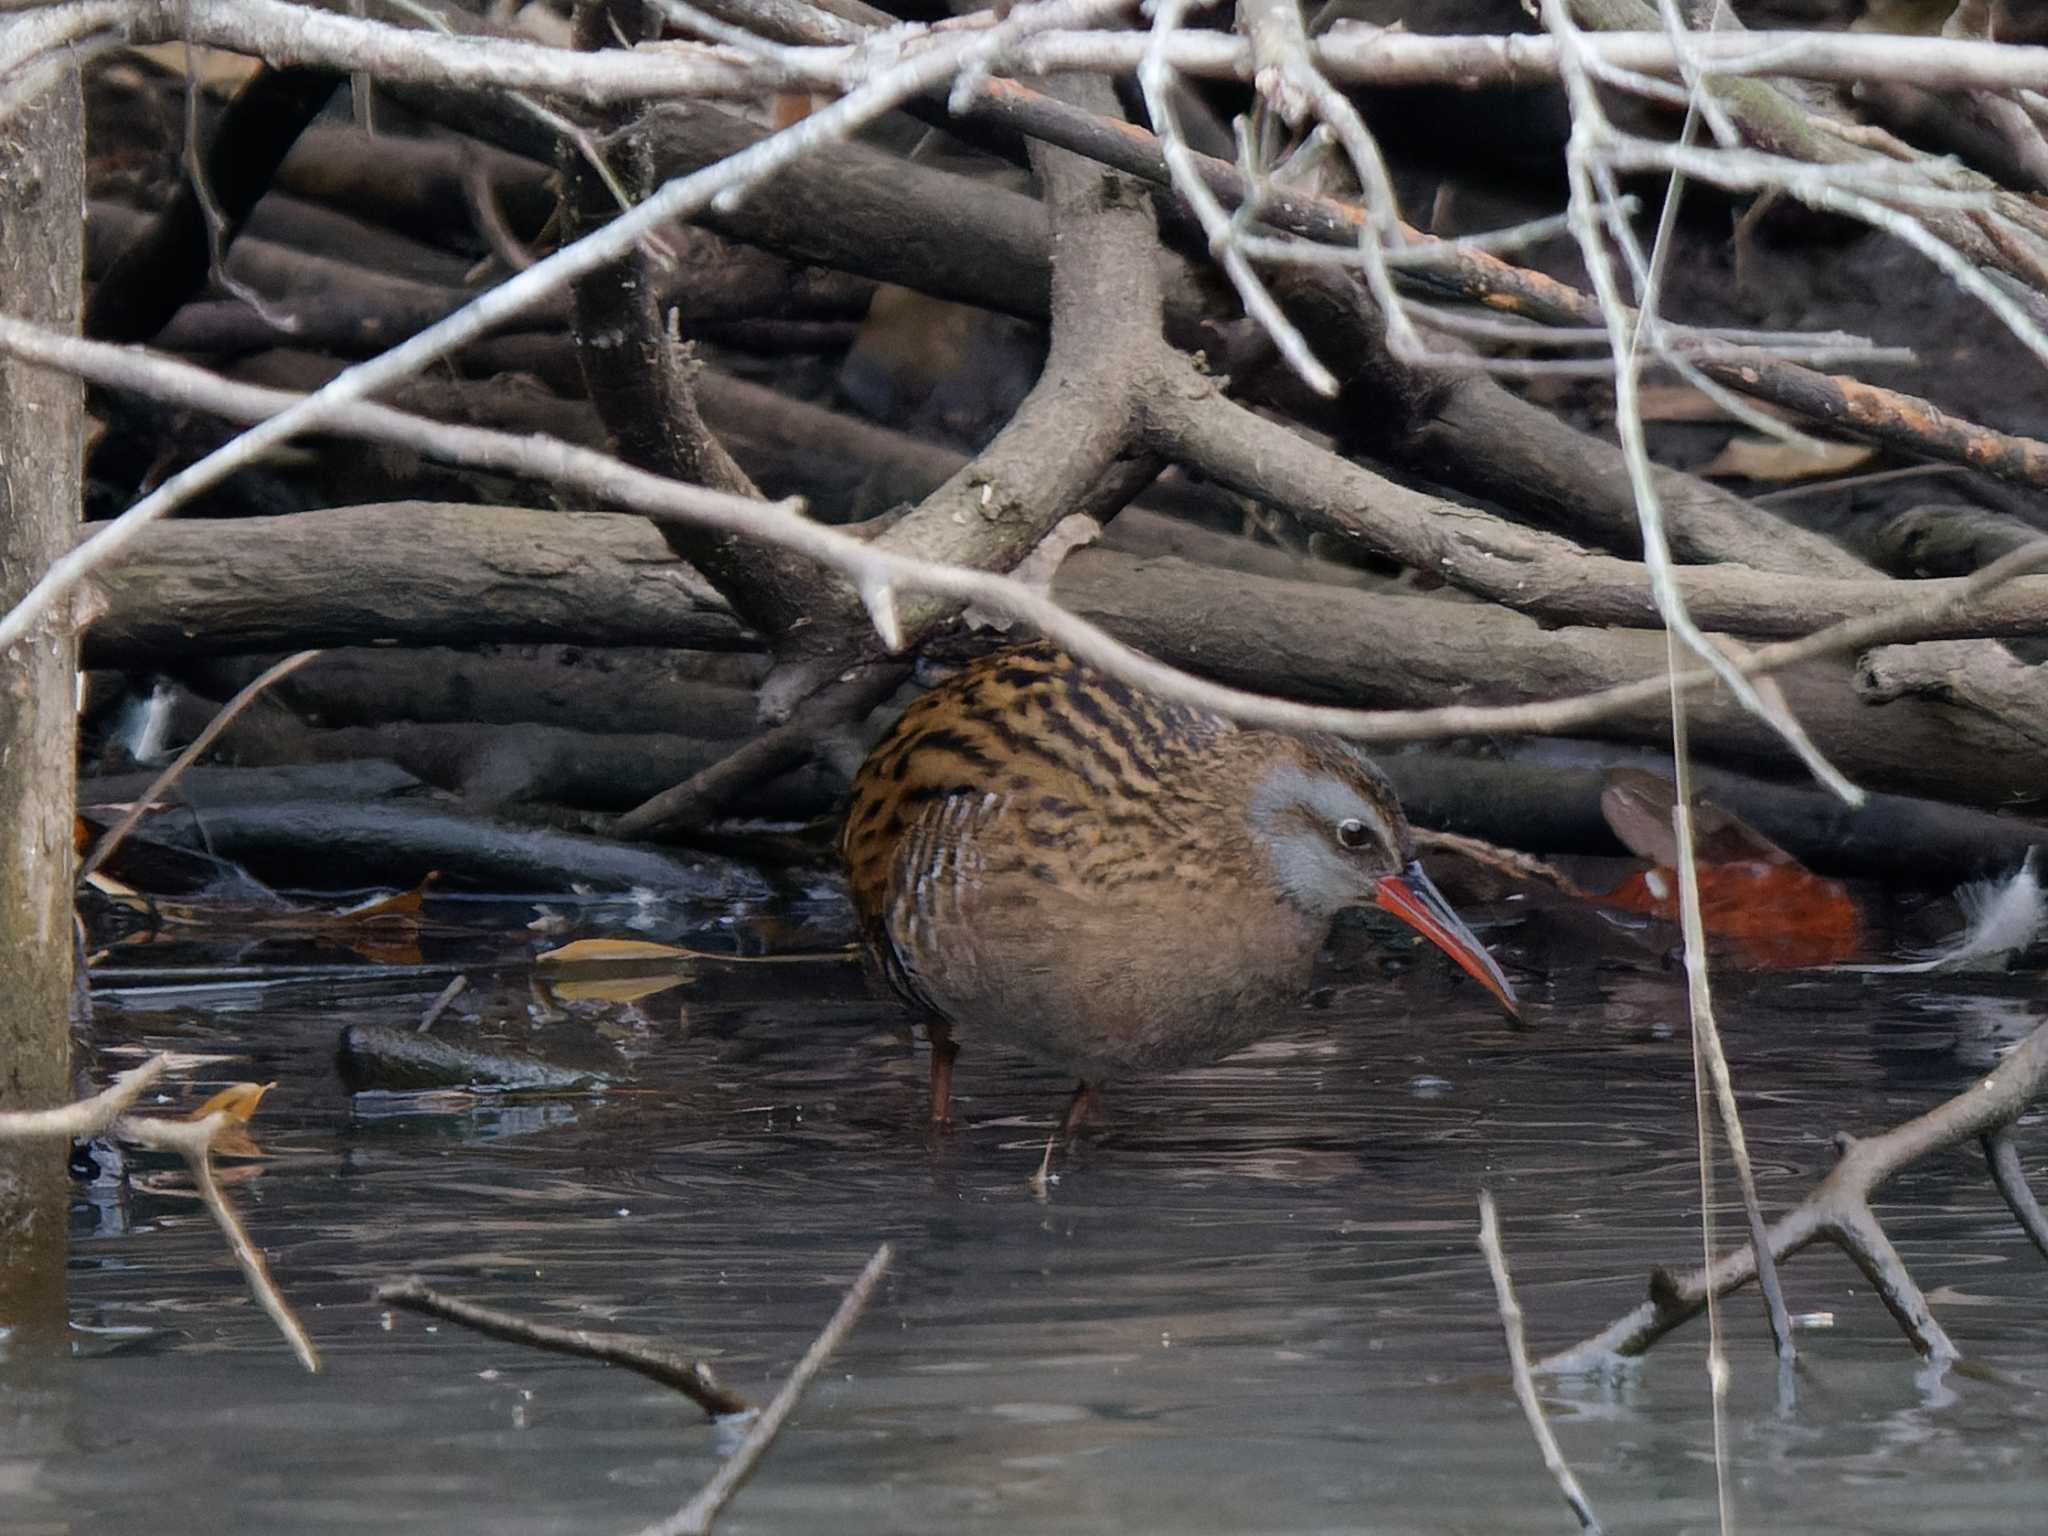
[{"x1": 873, "y1": 788, "x2": 1013, "y2": 1018}]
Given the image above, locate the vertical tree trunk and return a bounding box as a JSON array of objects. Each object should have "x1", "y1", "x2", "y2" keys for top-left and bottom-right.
[{"x1": 0, "y1": 45, "x2": 85, "y2": 1340}]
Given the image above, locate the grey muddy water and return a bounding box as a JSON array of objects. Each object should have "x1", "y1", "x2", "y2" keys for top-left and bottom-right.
[{"x1": 7, "y1": 893, "x2": 2047, "y2": 1534}]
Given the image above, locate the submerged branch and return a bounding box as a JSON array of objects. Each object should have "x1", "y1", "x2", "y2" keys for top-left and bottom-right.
[
  {"x1": 1541, "y1": 1020, "x2": 2048, "y2": 1372},
  {"x1": 375, "y1": 1277, "x2": 750, "y2": 1417}
]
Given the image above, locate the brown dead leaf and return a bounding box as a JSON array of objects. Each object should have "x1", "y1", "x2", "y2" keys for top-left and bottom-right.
[
  {"x1": 208, "y1": 1126, "x2": 267, "y2": 1160},
  {"x1": 1601, "y1": 769, "x2": 1797, "y2": 868},
  {"x1": 1698, "y1": 435, "x2": 1876, "y2": 482},
  {"x1": 334, "y1": 874, "x2": 439, "y2": 921}
]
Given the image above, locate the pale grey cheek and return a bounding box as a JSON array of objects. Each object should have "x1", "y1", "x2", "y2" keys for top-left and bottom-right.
[{"x1": 1266, "y1": 833, "x2": 1369, "y2": 917}]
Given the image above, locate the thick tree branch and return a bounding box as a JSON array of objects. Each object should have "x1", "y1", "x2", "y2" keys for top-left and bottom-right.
[
  {"x1": 69, "y1": 500, "x2": 2048, "y2": 805},
  {"x1": 1269, "y1": 267, "x2": 1869, "y2": 576},
  {"x1": 756, "y1": 69, "x2": 1171, "y2": 717},
  {"x1": 561, "y1": 0, "x2": 824, "y2": 644}
]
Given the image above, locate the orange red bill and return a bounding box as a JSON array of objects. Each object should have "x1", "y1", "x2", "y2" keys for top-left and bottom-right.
[{"x1": 1375, "y1": 861, "x2": 1519, "y2": 1017}]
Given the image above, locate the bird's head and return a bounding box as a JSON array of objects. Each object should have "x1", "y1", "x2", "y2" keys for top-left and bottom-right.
[{"x1": 1247, "y1": 736, "x2": 1518, "y2": 1016}]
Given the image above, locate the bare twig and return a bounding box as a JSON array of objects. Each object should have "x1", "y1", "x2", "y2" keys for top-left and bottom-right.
[
  {"x1": 115, "y1": 1110, "x2": 322, "y2": 1373},
  {"x1": 1644, "y1": 7, "x2": 1797, "y2": 1383},
  {"x1": 37, "y1": 3, "x2": 2048, "y2": 103},
  {"x1": 1476, "y1": 1193, "x2": 1604, "y2": 1534},
  {"x1": 8, "y1": 318, "x2": 2048, "y2": 749},
  {"x1": 0, "y1": 1055, "x2": 167, "y2": 1141},
  {"x1": 1412, "y1": 829, "x2": 1596, "y2": 902},
  {"x1": 951, "y1": 74, "x2": 2048, "y2": 491},
  {"x1": 1236, "y1": 0, "x2": 1420, "y2": 361},
  {"x1": 374, "y1": 1276, "x2": 750, "y2": 1416},
  {"x1": 1983, "y1": 1130, "x2": 2048, "y2": 1264},
  {"x1": 0, "y1": 1064, "x2": 313, "y2": 1368},
  {"x1": 0, "y1": 0, "x2": 1132, "y2": 658},
  {"x1": 629, "y1": 1242, "x2": 894, "y2": 1536},
  {"x1": 1139, "y1": 0, "x2": 1336, "y2": 395},
  {"x1": 79, "y1": 649, "x2": 322, "y2": 880},
  {"x1": 416, "y1": 973, "x2": 468, "y2": 1033},
  {"x1": 1540, "y1": 1023, "x2": 2048, "y2": 1372},
  {"x1": 612, "y1": 663, "x2": 902, "y2": 837},
  {"x1": 1540, "y1": 0, "x2": 1858, "y2": 805}
]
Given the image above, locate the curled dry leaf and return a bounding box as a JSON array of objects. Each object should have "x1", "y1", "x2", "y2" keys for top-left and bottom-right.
[
  {"x1": 186, "y1": 1081, "x2": 276, "y2": 1124},
  {"x1": 1596, "y1": 769, "x2": 1863, "y2": 968},
  {"x1": 1698, "y1": 435, "x2": 1877, "y2": 482},
  {"x1": 1603, "y1": 861, "x2": 1865, "y2": 969}
]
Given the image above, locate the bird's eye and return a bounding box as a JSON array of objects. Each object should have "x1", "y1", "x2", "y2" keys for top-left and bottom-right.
[{"x1": 1335, "y1": 818, "x2": 1371, "y2": 851}]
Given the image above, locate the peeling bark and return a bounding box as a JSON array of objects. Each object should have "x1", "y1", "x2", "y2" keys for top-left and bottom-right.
[{"x1": 0, "y1": 50, "x2": 83, "y2": 1340}]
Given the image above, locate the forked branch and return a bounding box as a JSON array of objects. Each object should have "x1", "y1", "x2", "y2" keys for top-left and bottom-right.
[{"x1": 1541, "y1": 1019, "x2": 2048, "y2": 1372}]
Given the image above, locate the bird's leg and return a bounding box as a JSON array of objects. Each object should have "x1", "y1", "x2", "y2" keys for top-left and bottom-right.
[
  {"x1": 1060, "y1": 1080, "x2": 1103, "y2": 1138},
  {"x1": 1030, "y1": 1081, "x2": 1103, "y2": 1195},
  {"x1": 926, "y1": 1017, "x2": 960, "y2": 1128}
]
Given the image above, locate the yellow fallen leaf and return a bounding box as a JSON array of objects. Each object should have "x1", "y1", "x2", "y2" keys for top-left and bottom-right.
[
  {"x1": 126, "y1": 43, "x2": 266, "y2": 84},
  {"x1": 186, "y1": 1081, "x2": 276, "y2": 1124},
  {"x1": 535, "y1": 938, "x2": 699, "y2": 964},
  {"x1": 84, "y1": 870, "x2": 150, "y2": 912},
  {"x1": 548, "y1": 974, "x2": 694, "y2": 1005},
  {"x1": 1698, "y1": 435, "x2": 1876, "y2": 482}
]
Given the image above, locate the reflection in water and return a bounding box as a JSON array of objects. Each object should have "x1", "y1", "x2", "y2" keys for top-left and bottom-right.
[{"x1": 10, "y1": 906, "x2": 2048, "y2": 1536}]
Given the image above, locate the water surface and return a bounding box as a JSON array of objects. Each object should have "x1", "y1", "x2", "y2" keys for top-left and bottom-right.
[{"x1": 8, "y1": 897, "x2": 2047, "y2": 1534}]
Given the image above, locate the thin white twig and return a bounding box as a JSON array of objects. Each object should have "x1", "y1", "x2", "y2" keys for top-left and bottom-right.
[
  {"x1": 1138, "y1": 0, "x2": 1337, "y2": 396},
  {"x1": 1476, "y1": 1192, "x2": 1604, "y2": 1534},
  {"x1": 1634, "y1": 41, "x2": 1741, "y2": 1528},
  {"x1": 1638, "y1": 19, "x2": 1795, "y2": 1527},
  {"x1": 1539, "y1": 0, "x2": 1862, "y2": 806},
  {"x1": 1669, "y1": 762, "x2": 1796, "y2": 1372},
  {"x1": 1610, "y1": 136, "x2": 2048, "y2": 375},
  {"x1": 1237, "y1": 0, "x2": 1421, "y2": 362},
  {"x1": 628, "y1": 1243, "x2": 893, "y2": 1536},
  {"x1": 30, "y1": 7, "x2": 2048, "y2": 104}
]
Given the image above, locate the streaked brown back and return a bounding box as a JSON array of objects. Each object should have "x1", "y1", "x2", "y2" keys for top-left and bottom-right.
[{"x1": 840, "y1": 643, "x2": 1232, "y2": 1007}]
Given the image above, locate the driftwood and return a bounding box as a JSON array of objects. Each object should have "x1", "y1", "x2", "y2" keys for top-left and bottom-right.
[
  {"x1": 180, "y1": 647, "x2": 763, "y2": 738},
  {"x1": 131, "y1": 797, "x2": 782, "y2": 895},
  {"x1": 1858, "y1": 639, "x2": 2048, "y2": 752},
  {"x1": 73, "y1": 504, "x2": 2048, "y2": 808},
  {"x1": 1051, "y1": 548, "x2": 2048, "y2": 807},
  {"x1": 80, "y1": 503, "x2": 748, "y2": 659},
  {"x1": 1378, "y1": 751, "x2": 2048, "y2": 884},
  {"x1": 195, "y1": 705, "x2": 839, "y2": 818}
]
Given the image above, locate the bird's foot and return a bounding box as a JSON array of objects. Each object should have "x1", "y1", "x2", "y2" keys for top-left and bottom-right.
[
  {"x1": 1028, "y1": 1081, "x2": 1103, "y2": 1196},
  {"x1": 1028, "y1": 1129, "x2": 1060, "y2": 1200}
]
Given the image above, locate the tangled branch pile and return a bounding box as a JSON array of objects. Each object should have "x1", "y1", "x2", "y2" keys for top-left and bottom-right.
[{"x1": 5, "y1": 0, "x2": 2047, "y2": 885}]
